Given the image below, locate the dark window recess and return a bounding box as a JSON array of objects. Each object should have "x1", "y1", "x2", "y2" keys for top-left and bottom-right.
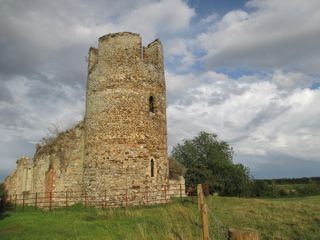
[
  {"x1": 149, "y1": 96, "x2": 155, "y2": 113},
  {"x1": 151, "y1": 159, "x2": 154, "y2": 177}
]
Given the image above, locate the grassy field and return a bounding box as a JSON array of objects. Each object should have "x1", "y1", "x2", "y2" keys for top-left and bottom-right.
[{"x1": 0, "y1": 196, "x2": 319, "y2": 240}]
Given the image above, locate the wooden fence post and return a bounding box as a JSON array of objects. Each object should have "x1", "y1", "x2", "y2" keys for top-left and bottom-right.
[
  {"x1": 164, "y1": 185, "x2": 167, "y2": 204},
  {"x1": 35, "y1": 192, "x2": 38, "y2": 209},
  {"x1": 14, "y1": 195, "x2": 17, "y2": 212},
  {"x1": 146, "y1": 186, "x2": 149, "y2": 205},
  {"x1": 104, "y1": 190, "x2": 107, "y2": 209},
  {"x1": 65, "y1": 191, "x2": 68, "y2": 207},
  {"x1": 205, "y1": 182, "x2": 209, "y2": 196},
  {"x1": 197, "y1": 184, "x2": 204, "y2": 210},
  {"x1": 49, "y1": 192, "x2": 52, "y2": 211},
  {"x1": 201, "y1": 203, "x2": 209, "y2": 240},
  {"x1": 197, "y1": 184, "x2": 209, "y2": 240},
  {"x1": 22, "y1": 193, "x2": 25, "y2": 212},
  {"x1": 180, "y1": 184, "x2": 182, "y2": 202},
  {"x1": 191, "y1": 185, "x2": 194, "y2": 205},
  {"x1": 125, "y1": 189, "x2": 128, "y2": 208},
  {"x1": 155, "y1": 185, "x2": 157, "y2": 205}
]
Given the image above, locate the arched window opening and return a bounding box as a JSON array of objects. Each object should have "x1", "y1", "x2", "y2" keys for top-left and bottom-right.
[
  {"x1": 150, "y1": 159, "x2": 154, "y2": 177},
  {"x1": 149, "y1": 96, "x2": 155, "y2": 113}
]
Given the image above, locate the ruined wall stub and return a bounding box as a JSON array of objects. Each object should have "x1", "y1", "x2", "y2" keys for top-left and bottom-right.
[
  {"x1": 4, "y1": 122, "x2": 84, "y2": 198},
  {"x1": 83, "y1": 32, "x2": 168, "y2": 194},
  {"x1": 4, "y1": 156, "x2": 32, "y2": 195}
]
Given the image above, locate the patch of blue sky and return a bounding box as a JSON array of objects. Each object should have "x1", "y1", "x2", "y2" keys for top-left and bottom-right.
[
  {"x1": 188, "y1": 0, "x2": 249, "y2": 19},
  {"x1": 311, "y1": 82, "x2": 320, "y2": 89}
]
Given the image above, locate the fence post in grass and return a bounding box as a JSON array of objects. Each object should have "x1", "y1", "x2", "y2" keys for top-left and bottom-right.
[
  {"x1": 180, "y1": 184, "x2": 182, "y2": 202},
  {"x1": 205, "y1": 182, "x2": 209, "y2": 196},
  {"x1": 201, "y1": 203, "x2": 209, "y2": 240},
  {"x1": 164, "y1": 184, "x2": 167, "y2": 204},
  {"x1": 146, "y1": 186, "x2": 149, "y2": 205},
  {"x1": 22, "y1": 193, "x2": 25, "y2": 212},
  {"x1": 191, "y1": 185, "x2": 194, "y2": 205},
  {"x1": 35, "y1": 192, "x2": 38, "y2": 210},
  {"x1": 84, "y1": 191, "x2": 87, "y2": 208},
  {"x1": 125, "y1": 189, "x2": 128, "y2": 207},
  {"x1": 197, "y1": 184, "x2": 204, "y2": 210},
  {"x1": 49, "y1": 191, "x2": 52, "y2": 211},
  {"x1": 65, "y1": 191, "x2": 68, "y2": 207},
  {"x1": 155, "y1": 185, "x2": 157, "y2": 205},
  {"x1": 14, "y1": 194, "x2": 17, "y2": 211},
  {"x1": 104, "y1": 190, "x2": 107, "y2": 209}
]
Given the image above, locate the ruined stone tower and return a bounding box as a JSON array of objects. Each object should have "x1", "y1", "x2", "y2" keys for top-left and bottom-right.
[
  {"x1": 83, "y1": 32, "x2": 168, "y2": 195},
  {"x1": 4, "y1": 32, "x2": 185, "y2": 207}
]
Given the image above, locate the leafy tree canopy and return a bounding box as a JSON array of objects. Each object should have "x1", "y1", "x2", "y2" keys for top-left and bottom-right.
[{"x1": 171, "y1": 132, "x2": 252, "y2": 197}]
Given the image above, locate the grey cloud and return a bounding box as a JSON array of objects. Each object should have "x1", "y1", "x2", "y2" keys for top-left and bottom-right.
[
  {"x1": 205, "y1": 31, "x2": 320, "y2": 73},
  {"x1": 242, "y1": 103, "x2": 291, "y2": 134},
  {"x1": 0, "y1": 84, "x2": 13, "y2": 103},
  {"x1": 237, "y1": 152, "x2": 320, "y2": 179},
  {"x1": 0, "y1": 0, "x2": 194, "y2": 87},
  {"x1": 0, "y1": 0, "x2": 148, "y2": 80},
  {"x1": 0, "y1": 107, "x2": 28, "y2": 128},
  {"x1": 0, "y1": 75, "x2": 85, "y2": 146}
]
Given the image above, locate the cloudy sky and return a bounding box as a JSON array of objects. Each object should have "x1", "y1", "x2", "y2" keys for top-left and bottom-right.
[{"x1": 1, "y1": 0, "x2": 320, "y2": 181}]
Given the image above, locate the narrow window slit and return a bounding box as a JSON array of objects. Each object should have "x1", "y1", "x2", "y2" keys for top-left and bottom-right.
[
  {"x1": 149, "y1": 96, "x2": 155, "y2": 113},
  {"x1": 150, "y1": 159, "x2": 154, "y2": 177}
]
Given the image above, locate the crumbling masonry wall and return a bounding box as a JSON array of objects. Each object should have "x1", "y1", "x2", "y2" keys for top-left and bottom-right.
[
  {"x1": 4, "y1": 123, "x2": 84, "y2": 198},
  {"x1": 4, "y1": 157, "x2": 32, "y2": 195}
]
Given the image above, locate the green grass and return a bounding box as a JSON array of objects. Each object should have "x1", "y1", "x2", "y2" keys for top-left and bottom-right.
[{"x1": 1, "y1": 196, "x2": 320, "y2": 240}]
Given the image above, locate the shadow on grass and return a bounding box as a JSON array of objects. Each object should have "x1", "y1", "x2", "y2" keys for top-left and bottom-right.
[
  {"x1": 0, "y1": 200, "x2": 12, "y2": 221},
  {"x1": 0, "y1": 212, "x2": 10, "y2": 221}
]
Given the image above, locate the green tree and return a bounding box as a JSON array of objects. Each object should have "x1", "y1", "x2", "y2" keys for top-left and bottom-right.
[
  {"x1": 252, "y1": 180, "x2": 272, "y2": 197},
  {"x1": 0, "y1": 183, "x2": 4, "y2": 211},
  {"x1": 0, "y1": 183, "x2": 3, "y2": 198},
  {"x1": 171, "y1": 132, "x2": 252, "y2": 196}
]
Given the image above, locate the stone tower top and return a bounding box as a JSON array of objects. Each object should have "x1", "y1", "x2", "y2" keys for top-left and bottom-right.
[{"x1": 88, "y1": 32, "x2": 163, "y2": 75}]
